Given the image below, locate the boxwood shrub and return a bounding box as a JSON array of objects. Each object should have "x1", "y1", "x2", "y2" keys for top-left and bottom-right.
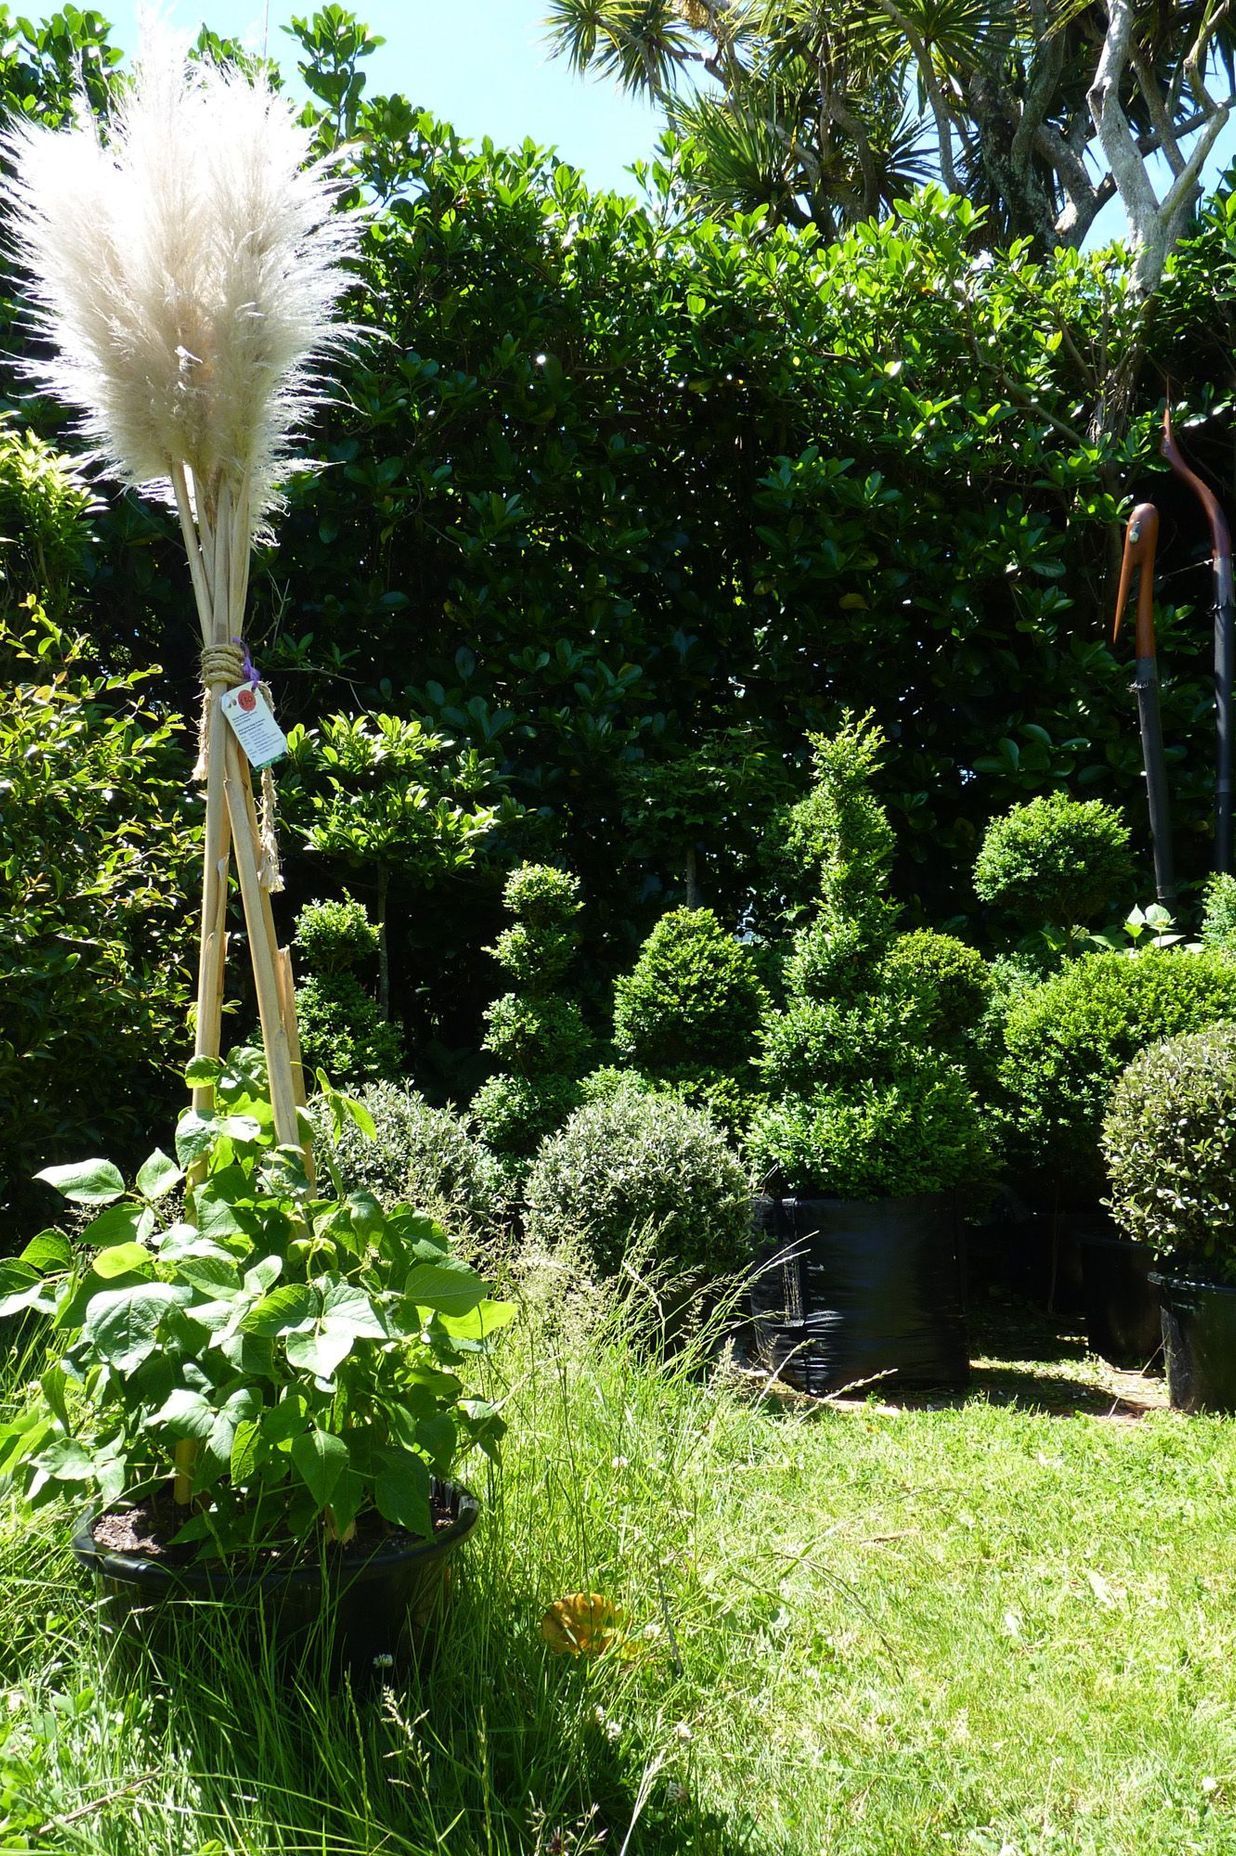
[
  {"x1": 310, "y1": 1081, "x2": 505, "y2": 1240},
  {"x1": 974, "y1": 792, "x2": 1134, "y2": 930},
  {"x1": 1000, "y1": 948, "x2": 1236, "y2": 1196},
  {"x1": 748, "y1": 1054, "x2": 992, "y2": 1200}
]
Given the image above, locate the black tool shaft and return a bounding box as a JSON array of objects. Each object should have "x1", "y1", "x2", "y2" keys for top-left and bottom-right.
[
  {"x1": 1217, "y1": 563, "x2": 1234, "y2": 875},
  {"x1": 1135, "y1": 655, "x2": 1177, "y2": 907}
]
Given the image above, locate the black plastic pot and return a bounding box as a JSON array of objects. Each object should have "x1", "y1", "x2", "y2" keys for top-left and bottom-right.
[
  {"x1": 749, "y1": 1192, "x2": 969, "y2": 1397},
  {"x1": 73, "y1": 1480, "x2": 480, "y2": 1687},
  {"x1": 1079, "y1": 1227, "x2": 1161, "y2": 1370},
  {"x1": 1151, "y1": 1273, "x2": 1236, "y2": 1414}
]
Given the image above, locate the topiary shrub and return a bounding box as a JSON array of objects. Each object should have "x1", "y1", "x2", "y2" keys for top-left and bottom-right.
[
  {"x1": 749, "y1": 1055, "x2": 992, "y2": 1200},
  {"x1": 1103, "y1": 1024, "x2": 1236, "y2": 1285},
  {"x1": 472, "y1": 863, "x2": 594, "y2": 1171},
  {"x1": 1000, "y1": 948, "x2": 1236, "y2": 1197},
  {"x1": 309, "y1": 1080, "x2": 505, "y2": 1241},
  {"x1": 754, "y1": 718, "x2": 995, "y2": 1199},
  {"x1": 1201, "y1": 872, "x2": 1236, "y2": 952},
  {"x1": 777, "y1": 711, "x2": 898, "y2": 942},
  {"x1": 974, "y1": 792, "x2": 1135, "y2": 932},
  {"x1": 524, "y1": 1092, "x2": 752, "y2": 1282},
  {"x1": 612, "y1": 907, "x2": 767, "y2": 1132},
  {"x1": 293, "y1": 896, "x2": 401, "y2": 1087},
  {"x1": 880, "y1": 930, "x2": 992, "y2": 1058}
]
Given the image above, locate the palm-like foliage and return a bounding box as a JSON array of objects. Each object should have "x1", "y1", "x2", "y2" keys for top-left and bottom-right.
[{"x1": 545, "y1": 0, "x2": 1236, "y2": 270}]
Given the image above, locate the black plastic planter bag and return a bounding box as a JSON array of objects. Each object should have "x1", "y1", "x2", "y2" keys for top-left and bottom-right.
[
  {"x1": 750, "y1": 1193, "x2": 969, "y2": 1396},
  {"x1": 1151, "y1": 1274, "x2": 1236, "y2": 1414}
]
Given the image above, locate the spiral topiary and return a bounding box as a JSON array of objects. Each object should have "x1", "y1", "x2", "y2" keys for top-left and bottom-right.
[{"x1": 471, "y1": 863, "x2": 594, "y2": 1173}]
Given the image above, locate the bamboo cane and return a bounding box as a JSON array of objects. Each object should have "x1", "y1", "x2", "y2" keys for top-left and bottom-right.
[
  {"x1": 3, "y1": 34, "x2": 358, "y2": 1166},
  {"x1": 223, "y1": 732, "x2": 302, "y2": 1148}
]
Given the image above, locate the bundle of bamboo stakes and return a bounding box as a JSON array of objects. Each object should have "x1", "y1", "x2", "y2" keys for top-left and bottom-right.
[{"x1": 3, "y1": 27, "x2": 362, "y2": 1153}]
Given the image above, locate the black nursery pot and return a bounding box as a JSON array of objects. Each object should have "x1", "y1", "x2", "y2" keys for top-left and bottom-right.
[
  {"x1": 73, "y1": 1480, "x2": 480, "y2": 1688},
  {"x1": 1079, "y1": 1224, "x2": 1161, "y2": 1371},
  {"x1": 1151, "y1": 1274, "x2": 1236, "y2": 1414},
  {"x1": 750, "y1": 1193, "x2": 969, "y2": 1397}
]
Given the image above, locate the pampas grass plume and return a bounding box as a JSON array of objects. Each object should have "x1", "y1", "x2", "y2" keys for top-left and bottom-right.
[{"x1": 2, "y1": 22, "x2": 362, "y2": 538}]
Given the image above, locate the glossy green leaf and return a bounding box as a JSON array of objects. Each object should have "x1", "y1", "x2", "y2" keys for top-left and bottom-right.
[{"x1": 35, "y1": 1159, "x2": 125, "y2": 1205}]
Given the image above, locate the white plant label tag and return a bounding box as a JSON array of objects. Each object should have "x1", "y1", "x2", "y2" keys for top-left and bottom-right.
[{"x1": 220, "y1": 685, "x2": 288, "y2": 769}]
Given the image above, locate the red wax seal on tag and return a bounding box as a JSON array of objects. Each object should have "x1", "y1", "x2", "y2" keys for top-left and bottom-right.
[{"x1": 237, "y1": 687, "x2": 257, "y2": 712}]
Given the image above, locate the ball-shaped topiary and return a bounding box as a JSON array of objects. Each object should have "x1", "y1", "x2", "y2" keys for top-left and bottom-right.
[
  {"x1": 999, "y1": 948, "x2": 1236, "y2": 1195},
  {"x1": 293, "y1": 896, "x2": 380, "y2": 974},
  {"x1": 309, "y1": 1081, "x2": 504, "y2": 1239},
  {"x1": 880, "y1": 930, "x2": 991, "y2": 1054},
  {"x1": 1104, "y1": 1024, "x2": 1236, "y2": 1284},
  {"x1": 525, "y1": 1092, "x2": 752, "y2": 1282},
  {"x1": 748, "y1": 1054, "x2": 992, "y2": 1200},
  {"x1": 501, "y1": 862, "x2": 582, "y2": 931},
  {"x1": 613, "y1": 908, "x2": 766, "y2": 1073},
  {"x1": 974, "y1": 792, "x2": 1134, "y2": 930}
]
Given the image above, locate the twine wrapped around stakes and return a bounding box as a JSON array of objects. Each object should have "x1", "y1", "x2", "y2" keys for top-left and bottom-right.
[{"x1": 194, "y1": 642, "x2": 285, "y2": 894}]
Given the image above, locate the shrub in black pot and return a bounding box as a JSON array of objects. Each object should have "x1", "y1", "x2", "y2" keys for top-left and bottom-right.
[
  {"x1": 1104, "y1": 1023, "x2": 1236, "y2": 1411},
  {"x1": 748, "y1": 715, "x2": 994, "y2": 1395},
  {"x1": 0, "y1": 1053, "x2": 511, "y2": 1684}
]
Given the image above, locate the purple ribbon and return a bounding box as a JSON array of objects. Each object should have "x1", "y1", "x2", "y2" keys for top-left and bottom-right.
[{"x1": 232, "y1": 637, "x2": 262, "y2": 691}]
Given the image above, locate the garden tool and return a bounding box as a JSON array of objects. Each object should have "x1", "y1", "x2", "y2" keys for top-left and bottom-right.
[
  {"x1": 1113, "y1": 501, "x2": 1177, "y2": 909},
  {"x1": 1162, "y1": 406, "x2": 1235, "y2": 876}
]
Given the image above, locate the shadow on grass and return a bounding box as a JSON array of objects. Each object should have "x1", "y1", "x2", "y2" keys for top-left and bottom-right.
[
  {"x1": 734, "y1": 1297, "x2": 1167, "y2": 1423},
  {"x1": 45, "y1": 1546, "x2": 756, "y2": 1856}
]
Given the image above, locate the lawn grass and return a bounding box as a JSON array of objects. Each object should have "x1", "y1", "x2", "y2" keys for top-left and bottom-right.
[{"x1": 5, "y1": 1288, "x2": 1236, "y2": 1856}]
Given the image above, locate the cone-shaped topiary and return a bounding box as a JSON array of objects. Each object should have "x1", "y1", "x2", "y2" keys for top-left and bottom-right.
[
  {"x1": 751, "y1": 717, "x2": 992, "y2": 1199},
  {"x1": 472, "y1": 864, "x2": 594, "y2": 1173}
]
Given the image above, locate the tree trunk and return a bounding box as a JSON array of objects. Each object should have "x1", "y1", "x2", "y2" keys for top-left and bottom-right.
[
  {"x1": 376, "y1": 863, "x2": 391, "y2": 1020},
  {"x1": 684, "y1": 845, "x2": 701, "y2": 910}
]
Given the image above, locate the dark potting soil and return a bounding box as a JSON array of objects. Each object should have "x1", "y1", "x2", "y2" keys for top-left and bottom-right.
[{"x1": 90, "y1": 1491, "x2": 457, "y2": 1569}]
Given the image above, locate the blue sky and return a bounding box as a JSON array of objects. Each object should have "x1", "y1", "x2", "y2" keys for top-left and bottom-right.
[
  {"x1": 99, "y1": 2, "x2": 1236, "y2": 235},
  {"x1": 100, "y1": 2, "x2": 665, "y2": 193}
]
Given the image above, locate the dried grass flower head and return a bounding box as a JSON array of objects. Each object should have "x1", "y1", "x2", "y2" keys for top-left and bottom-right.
[{"x1": 2, "y1": 22, "x2": 362, "y2": 538}]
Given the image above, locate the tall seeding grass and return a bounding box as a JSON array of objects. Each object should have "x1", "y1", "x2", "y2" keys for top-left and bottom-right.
[{"x1": 4, "y1": 1276, "x2": 1236, "y2": 1855}]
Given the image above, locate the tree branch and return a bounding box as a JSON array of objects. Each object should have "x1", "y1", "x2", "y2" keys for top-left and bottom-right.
[{"x1": 872, "y1": 0, "x2": 960, "y2": 194}]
